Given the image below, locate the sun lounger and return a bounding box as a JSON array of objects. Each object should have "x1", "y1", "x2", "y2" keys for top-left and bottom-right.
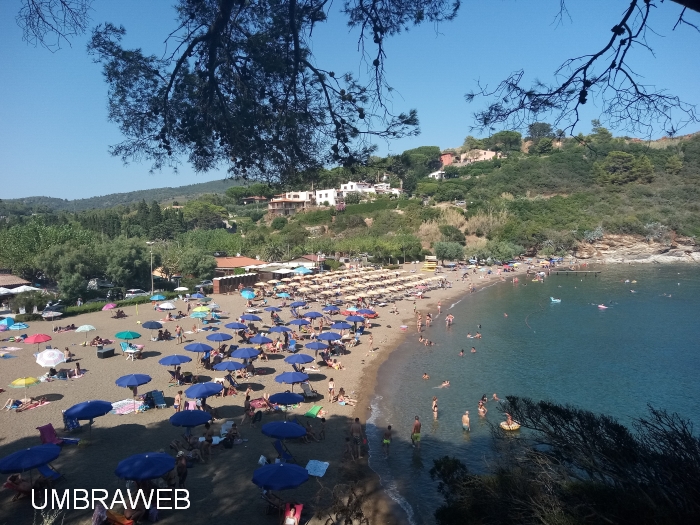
[
  {"x1": 283, "y1": 503, "x2": 304, "y2": 524},
  {"x1": 300, "y1": 382, "x2": 320, "y2": 400},
  {"x1": 273, "y1": 440, "x2": 297, "y2": 463},
  {"x1": 260, "y1": 489, "x2": 284, "y2": 515},
  {"x1": 150, "y1": 390, "x2": 167, "y2": 409}
]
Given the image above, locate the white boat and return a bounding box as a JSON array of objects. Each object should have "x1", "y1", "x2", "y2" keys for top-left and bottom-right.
[
  {"x1": 597, "y1": 304, "x2": 608, "y2": 309},
  {"x1": 550, "y1": 297, "x2": 561, "y2": 303}
]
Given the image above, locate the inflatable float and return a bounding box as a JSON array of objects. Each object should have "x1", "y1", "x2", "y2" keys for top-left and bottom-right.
[
  {"x1": 597, "y1": 304, "x2": 608, "y2": 309},
  {"x1": 500, "y1": 421, "x2": 521, "y2": 431},
  {"x1": 550, "y1": 297, "x2": 561, "y2": 303}
]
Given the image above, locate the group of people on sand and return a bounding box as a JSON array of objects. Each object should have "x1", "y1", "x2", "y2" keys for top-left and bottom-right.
[
  {"x1": 53, "y1": 323, "x2": 77, "y2": 333},
  {"x1": 89, "y1": 336, "x2": 111, "y2": 346}
]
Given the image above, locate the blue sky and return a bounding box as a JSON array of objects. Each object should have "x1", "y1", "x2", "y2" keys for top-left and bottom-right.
[{"x1": 1, "y1": 0, "x2": 698, "y2": 200}]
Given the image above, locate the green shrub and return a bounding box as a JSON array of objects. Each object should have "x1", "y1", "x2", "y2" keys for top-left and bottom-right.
[
  {"x1": 64, "y1": 303, "x2": 107, "y2": 317},
  {"x1": 14, "y1": 313, "x2": 44, "y2": 322}
]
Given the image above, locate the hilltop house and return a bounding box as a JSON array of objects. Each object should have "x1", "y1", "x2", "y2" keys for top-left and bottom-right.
[
  {"x1": 241, "y1": 196, "x2": 268, "y2": 205},
  {"x1": 339, "y1": 181, "x2": 376, "y2": 197},
  {"x1": 267, "y1": 191, "x2": 315, "y2": 216},
  {"x1": 428, "y1": 170, "x2": 445, "y2": 180},
  {"x1": 373, "y1": 183, "x2": 402, "y2": 196},
  {"x1": 314, "y1": 189, "x2": 338, "y2": 206}
]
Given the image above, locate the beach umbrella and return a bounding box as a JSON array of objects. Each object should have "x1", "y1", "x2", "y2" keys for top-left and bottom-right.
[
  {"x1": 317, "y1": 332, "x2": 341, "y2": 342},
  {"x1": 269, "y1": 392, "x2": 304, "y2": 406},
  {"x1": 304, "y1": 311, "x2": 323, "y2": 319},
  {"x1": 170, "y1": 411, "x2": 211, "y2": 429},
  {"x1": 41, "y1": 311, "x2": 62, "y2": 319},
  {"x1": 231, "y1": 347, "x2": 260, "y2": 359},
  {"x1": 191, "y1": 293, "x2": 205, "y2": 299},
  {"x1": 330, "y1": 322, "x2": 352, "y2": 330},
  {"x1": 8, "y1": 322, "x2": 29, "y2": 331},
  {"x1": 265, "y1": 307, "x2": 282, "y2": 312},
  {"x1": 201, "y1": 298, "x2": 214, "y2": 304},
  {"x1": 0, "y1": 318, "x2": 14, "y2": 327},
  {"x1": 115, "y1": 453, "x2": 175, "y2": 481},
  {"x1": 293, "y1": 267, "x2": 312, "y2": 275},
  {"x1": 24, "y1": 333, "x2": 52, "y2": 351},
  {"x1": 322, "y1": 306, "x2": 339, "y2": 313},
  {"x1": 261, "y1": 421, "x2": 306, "y2": 440},
  {"x1": 102, "y1": 303, "x2": 116, "y2": 311},
  {"x1": 346, "y1": 306, "x2": 358, "y2": 311},
  {"x1": 184, "y1": 343, "x2": 213, "y2": 353},
  {"x1": 357, "y1": 309, "x2": 376, "y2": 316},
  {"x1": 346, "y1": 315, "x2": 365, "y2": 323},
  {"x1": 275, "y1": 371, "x2": 309, "y2": 386},
  {"x1": 35, "y1": 349, "x2": 66, "y2": 368},
  {"x1": 141, "y1": 321, "x2": 163, "y2": 330},
  {"x1": 225, "y1": 322, "x2": 247, "y2": 330},
  {"x1": 150, "y1": 294, "x2": 166, "y2": 301},
  {"x1": 76, "y1": 324, "x2": 96, "y2": 342},
  {"x1": 305, "y1": 341, "x2": 328, "y2": 352},
  {"x1": 64, "y1": 399, "x2": 112, "y2": 438},
  {"x1": 268, "y1": 326, "x2": 292, "y2": 333},
  {"x1": 276, "y1": 293, "x2": 291, "y2": 298},
  {"x1": 0, "y1": 444, "x2": 61, "y2": 474},
  {"x1": 212, "y1": 361, "x2": 245, "y2": 371},
  {"x1": 185, "y1": 382, "x2": 223, "y2": 399},
  {"x1": 190, "y1": 311, "x2": 208, "y2": 319},
  {"x1": 288, "y1": 319, "x2": 310, "y2": 326},
  {"x1": 240, "y1": 314, "x2": 261, "y2": 322},
  {"x1": 252, "y1": 462, "x2": 309, "y2": 490},
  {"x1": 208, "y1": 303, "x2": 220, "y2": 310},
  {"x1": 115, "y1": 374, "x2": 152, "y2": 388},
  {"x1": 192, "y1": 306, "x2": 210, "y2": 312},
  {"x1": 115, "y1": 331, "x2": 141, "y2": 340},
  {"x1": 290, "y1": 301, "x2": 306, "y2": 308},
  {"x1": 241, "y1": 290, "x2": 256, "y2": 300},
  {"x1": 284, "y1": 354, "x2": 314, "y2": 365},
  {"x1": 174, "y1": 287, "x2": 189, "y2": 291},
  {"x1": 158, "y1": 354, "x2": 192, "y2": 367},
  {"x1": 250, "y1": 334, "x2": 273, "y2": 345},
  {"x1": 159, "y1": 302, "x2": 176, "y2": 310},
  {"x1": 206, "y1": 333, "x2": 233, "y2": 342},
  {"x1": 9, "y1": 376, "x2": 41, "y2": 401}
]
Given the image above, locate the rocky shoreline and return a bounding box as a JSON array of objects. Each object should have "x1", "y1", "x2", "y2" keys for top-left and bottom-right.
[{"x1": 573, "y1": 234, "x2": 700, "y2": 264}]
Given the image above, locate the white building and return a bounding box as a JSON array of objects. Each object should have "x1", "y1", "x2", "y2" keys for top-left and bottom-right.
[
  {"x1": 314, "y1": 189, "x2": 338, "y2": 206},
  {"x1": 339, "y1": 181, "x2": 376, "y2": 197},
  {"x1": 374, "y1": 183, "x2": 402, "y2": 196},
  {"x1": 428, "y1": 170, "x2": 445, "y2": 180},
  {"x1": 267, "y1": 191, "x2": 315, "y2": 217}
]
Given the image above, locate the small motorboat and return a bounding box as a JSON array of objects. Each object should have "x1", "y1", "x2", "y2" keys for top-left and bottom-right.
[
  {"x1": 597, "y1": 304, "x2": 608, "y2": 309},
  {"x1": 550, "y1": 297, "x2": 561, "y2": 303},
  {"x1": 500, "y1": 421, "x2": 521, "y2": 431}
]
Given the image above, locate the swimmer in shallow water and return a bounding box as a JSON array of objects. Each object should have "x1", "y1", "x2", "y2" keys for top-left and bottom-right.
[
  {"x1": 459, "y1": 349, "x2": 464, "y2": 357},
  {"x1": 422, "y1": 373, "x2": 430, "y2": 380},
  {"x1": 440, "y1": 381, "x2": 450, "y2": 388}
]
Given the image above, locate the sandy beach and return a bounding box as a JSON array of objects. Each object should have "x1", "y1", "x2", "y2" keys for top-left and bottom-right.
[{"x1": 0, "y1": 264, "x2": 526, "y2": 524}]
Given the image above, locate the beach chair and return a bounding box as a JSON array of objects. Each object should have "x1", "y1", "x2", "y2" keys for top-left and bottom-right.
[
  {"x1": 168, "y1": 370, "x2": 181, "y2": 386},
  {"x1": 119, "y1": 342, "x2": 129, "y2": 356},
  {"x1": 273, "y1": 440, "x2": 297, "y2": 463},
  {"x1": 185, "y1": 400, "x2": 197, "y2": 411},
  {"x1": 292, "y1": 364, "x2": 302, "y2": 373},
  {"x1": 260, "y1": 489, "x2": 284, "y2": 516},
  {"x1": 37, "y1": 424, "x2": 63, "y2": 445},
  {"x1": 151, "y1": 390, "x2": 167, "y2": 409},
  {"x1": 283, "y1": 503, "x2": 304, "y2": 524},
  {"x1": 287, "y1": 339, "x2": 297, "y2": 353},
  {"x1": 300, "y1": 382, "x2": 320, "y2": 400},
  {"x1": 37, "y1": 464, "x2": 64, "y2": 483}
]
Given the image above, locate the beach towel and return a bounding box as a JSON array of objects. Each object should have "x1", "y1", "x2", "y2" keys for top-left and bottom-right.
[
  {"x1": 111, "y1": 399, "x2": 143, "y2": 415},
  {"x1": 305, "y1": 460, "x2": 329, "y2": 477},
  {"x1": 17, "y1": 400, "x2": 50, "y2": 412},
  {"x1": 0, "y1": 353, "x2": 17, "y2": 359},
  {"x1": 304, "y1": 405, "x2": 323, "y2": 418}
]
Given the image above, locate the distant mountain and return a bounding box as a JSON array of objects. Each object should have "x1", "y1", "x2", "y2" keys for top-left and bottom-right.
[{"x1": 4, "y1": 179, "x2": 241, "y2": 212}]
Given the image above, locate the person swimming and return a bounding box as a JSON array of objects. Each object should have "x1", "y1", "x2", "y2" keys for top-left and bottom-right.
[
  {"x1": 466, "y1": 332, "x2": 473, "y2": 338},
  {"x1": 459, "y1": 349, "x2": 464, "y2": 357},
  {"x1": 422, "y1": 373, "x2": 430, "y2": 380},
  {"x1": 440, "y1": 381, "x2": 450, "y2": 388}
]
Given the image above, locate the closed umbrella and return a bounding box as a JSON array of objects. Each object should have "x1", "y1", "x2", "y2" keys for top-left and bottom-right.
[
  {"x1": 284, "y1": 354, "x2": 314, "y2": 365},
  {"x1": 35, "y1": 349, "x2": 66, "y2": 368},
  {"x1": 261, "y1": 421, "x2": 306, "y2": 440},
  {"x1": 0, "y1": 444, "x2": 61, "y2": 474},
  {"x1": 115, "y1": 453, "x2": 175, "y2": 481},
  {"x1": 185, "y1": 382, "x2": 223, "y2": 399},
  {"x1": 252, "y1": 462, "x2": 309, "y2": 490},
  {"x1": 225, "y1": 322, "x2": 247, "y2": 330}
]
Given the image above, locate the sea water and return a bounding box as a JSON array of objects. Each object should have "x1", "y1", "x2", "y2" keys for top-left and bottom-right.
[{"x1": 366, "y1": 265, "x2": 700, "y2": 525}]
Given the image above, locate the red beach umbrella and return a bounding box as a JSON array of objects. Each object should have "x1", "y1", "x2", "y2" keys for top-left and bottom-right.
[{"x1": 24, "y1": 333, "x2": 52, "y2": 351}]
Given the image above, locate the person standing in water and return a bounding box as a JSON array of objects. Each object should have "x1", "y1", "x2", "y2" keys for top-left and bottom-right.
[
  {"x1": 462, "y1": 411, "x2": 470, "y2": 431},
  {"x1": 382, "y1": 425, "x2": 392, "y2": 458},
  {"x1": 432, "y1": 396, "x2": 438, "y2": 419},
  {"x1": 437, "y1": 301, "x2": 442, "y2": 315},
  {"x1": 411, "y1": 416, "x2": 421, "y2": 449}
]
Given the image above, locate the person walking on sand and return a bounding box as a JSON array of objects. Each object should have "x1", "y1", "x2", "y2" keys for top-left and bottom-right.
[
  {"x1": 328, "y1": 378, "x2": 335, "y2": 403},
  {"x1": 382, "y1": 425, "x2": 392, "y2": 458},
  {"x1": 462, "y1": 410, "x2": 470, "y2": 431},
  {"x1": 174, "y1": 391, "x2": 183, "y2": 412},
  {"x1": 350, "y1": 418, "x2": 365, "y2": 459},
  {"x1": 411, "y1": 416, "x2": 421, "y2": 449},
  {"x1": 368, "y1": 334, "x2": 374, "y2": 351},
  {"x1": 175, "y1": 324, "x2": 183, "y2": 344}
]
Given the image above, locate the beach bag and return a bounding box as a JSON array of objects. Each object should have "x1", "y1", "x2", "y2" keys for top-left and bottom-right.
[{"x1": 222, "y1": 437, "x2": 233, "y2": 449}]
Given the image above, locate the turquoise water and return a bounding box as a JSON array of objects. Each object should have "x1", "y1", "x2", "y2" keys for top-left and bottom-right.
[{"x1": 366, "y1": 265, "x2": 700, "y2": 525}]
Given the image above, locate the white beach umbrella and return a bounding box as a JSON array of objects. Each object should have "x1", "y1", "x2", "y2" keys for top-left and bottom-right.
[
  {"x1": 36, "y1": 349, "x2": 67, "y2": 368},
  {"x1": 174, "y1": 287, "x2": 189, "y2": 291},
  {"x1": 159, "y1": 302, "x2": 176, "y2": 310}
]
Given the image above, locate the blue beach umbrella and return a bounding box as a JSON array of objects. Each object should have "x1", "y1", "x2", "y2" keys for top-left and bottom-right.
[
  {"x1": 158, "y1": 354, "x2": 192, "y2": 367},
  {"x1": 115, "y1": 453, "x2": 174, "y2": 481},
  {"x1": 240, "y1": 314, "x2": 262, "y2": 322},
  {"x1": 250, "y1": 334, "x2": 273, "y2": 345},
  {"x1": 213, "y1": 361, "x2": 245, "y2": 371},
  {"x1": 231, "y1": 347, "x2": 260, "y2": 359},
  {"x1": 225, "y1": 322, "x2": 247, "y2": 330},
  {"x1": 262, "y1": 421, "x2": 306, "y2": 440},
  {"x1": 346, "y1": 315, "x2": 365, "y2": 323},
  {"x1": 184, "y1": 343, "x2": 213, "y2": 353},
  {"x1": 64, "y1": 400, "x2": 112, "y2": 420},
  {"x1": 252, "y1": 462, "x2": 309, "y2": 490},
  {"x1": 0, "y1": 318, "x2": 14, "y2": 327},
  {"x1": 305, "y1": 341, "x2": 328, "y2": 351},
  {"x1": 0, "y1": 444, "x2": 61, "y2": 474},
  {"x1": 269, "y1": 392, "x2": 304, "y2": 406},
  {"x1": 115, "y1": 374, "x2": 152, "y2": 388},
  {"x1": 322, "y1": 306, "x2": 339, "y2": 313},
  {"x1": 304, "y1": 311, "x2": 323, "y2": 319},
  {"x1": 284, "y1": 354, "x2": 314, "y2": 365},
  {"x1": 170, "y1": 411, "x2": 211, "y2": 428},
  {"x1": 206, "y1": 333, "x2": 233, "y2": 342},
  {"x1": 290, "y1": 301, "x2": 306, "y2": 308},
  {"x1": 277, "y1": 292, "x2": 291, "y2": 298},
  {"x1": 288, "y1": 319, "x2": 310, "y2": 326},
  {"x1": 9, "y1": 322, "x2": 29, "y2": 331},
  {"x1": 293, "y1": 267, "x2": 312, "y2": 275},
  {"x1": 357, "y1": 309, "x2": 376, "y2": 315},
  {"x1": 330, "y1": 321, "x2": 352, "y2": 330},
  {"x1": 275, "y1": 371, "x2": 309, "y2": 384},
  {"x1": 268, "y1": 326, "x2": 292, "y2": 333},
  {"x1": 317, "y1": 332, "x2": 341, "y2": 342},
  {"x1": 241, "y1": 290, "x2": 256, "y2": 300},
  {"x1": 191, "y1": 293, "x2": 205, "y2": 299},
  {"x1": 185, "y1": 382, "x2": 223, "y2": 399},
  {"x1": 141, "y1": 321, "x2": 163, "y2": 330},
  {"x1": 150, "y1": 295, "x2": 166, "y2": 301},
  {"x1": 190, "y1": 311, "x2": 208, "y2": 319},
  {"x1": 265, "y1": 307, "x2": 282, "y2": 312}
]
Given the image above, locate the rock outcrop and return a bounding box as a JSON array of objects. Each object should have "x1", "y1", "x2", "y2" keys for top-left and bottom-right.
[{"x1": 574, "y1": 234, "x2": 700, "y2": 263}]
